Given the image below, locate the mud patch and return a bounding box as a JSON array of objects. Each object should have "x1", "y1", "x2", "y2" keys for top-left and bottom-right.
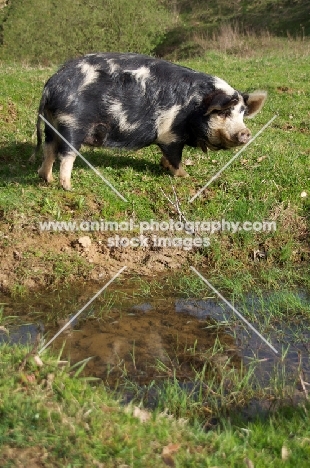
[{"x1": 0, "y1": 224, "x2": 189, "y2": 293}]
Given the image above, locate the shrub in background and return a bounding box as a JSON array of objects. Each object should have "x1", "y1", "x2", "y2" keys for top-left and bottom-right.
[{"x1": 0, "y1": 0, "x2": 170, "y2": 64}]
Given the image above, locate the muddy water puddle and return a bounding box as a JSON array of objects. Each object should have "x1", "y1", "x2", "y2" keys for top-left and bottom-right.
[
  {"x1": 53, "y1": 304, "x2": 238, "y2": 386},
  {"x1": 1, "y1": 282, "x2": 309, "y2": 391}
]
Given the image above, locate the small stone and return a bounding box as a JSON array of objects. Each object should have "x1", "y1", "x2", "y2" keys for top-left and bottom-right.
[
  {"x1": 78, "y1": 236, "x2": 92, "y2": 249},
  {"x1": 13, "y1": 250, "x2": 22, "y2": 260}
]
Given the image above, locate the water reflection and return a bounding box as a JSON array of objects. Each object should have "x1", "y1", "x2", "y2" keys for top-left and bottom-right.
[{"x1": 0, "y1": 286, "x2": 309, "y2": 388}]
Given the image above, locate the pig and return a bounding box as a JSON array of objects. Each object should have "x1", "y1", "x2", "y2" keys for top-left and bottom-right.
[{"x1": 32, "y1": 52, "x2": 267, "y2": 190}]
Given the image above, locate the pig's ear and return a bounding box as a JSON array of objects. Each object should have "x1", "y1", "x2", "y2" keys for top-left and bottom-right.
[
  {"x1": 203, "y1": 90, "x2": 239, "y2": 115},
  {"x1": 242, "y1": 91, "x2": 267, "y2": 118}
]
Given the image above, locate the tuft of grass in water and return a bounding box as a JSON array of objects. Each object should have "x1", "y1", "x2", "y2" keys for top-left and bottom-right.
[{"x1": 100, "y1": 306, "x2": 307, "y2": 419}]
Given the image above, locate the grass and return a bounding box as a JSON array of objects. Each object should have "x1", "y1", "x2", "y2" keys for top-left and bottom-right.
[
  {"x1": 0, "y1": 37, "x2": 309, "y2": 293},
  {"x1": 0, "y1": 343, "x2": 309, "y2": 467},
  {"x1": 0, "y1": 34, "x2": 309, "y2": 467}
]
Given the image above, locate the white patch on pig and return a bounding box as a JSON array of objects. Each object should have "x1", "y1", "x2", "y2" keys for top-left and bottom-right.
[
  {"x1": 107, "y1": 59, "x2": 120, "y2": 74},
  {"x1": 109, "y1": 100, "x2": 139, "y2": 132},
  {"x1": 57, "y1": 113, "x2": 78, "y2": 128},
  {"x1": 43, "y1": 87, "x2": 50, "y2": 99},
  {"x1": 156, "y1": 105, "x2": 181, "y2": 145},
  {"x1": 128, "y1": 66, "x2": 151, "y2": 93},
  {"x1": 77, "y1": 62, "x2": 99, "y2": 92},
  {"x1": 228, "y1": 101, "x2": 246, "y2": 128},
  {"x1": 66, "y1": 93, "x2": 75, "y2": 105},
  {"x1": 214, "y1": 76, "x2": 235, "y2": 96}
]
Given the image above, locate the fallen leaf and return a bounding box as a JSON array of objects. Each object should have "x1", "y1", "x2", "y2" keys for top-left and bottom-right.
[
  {"x1": 91, "y1": 460, "x2": 105, "y2": 468},
  {"x1": 20, "y1": 373, "x2": 36, "y2": 384},
  {"x1": 133, "y1": 406, "x2": 151, "y2": 423},
  {"x1": 276, "y1": 86, "x2": 292, "y2": 93},
  {"x1": 0, "y1": 326, "x2": 9, "y2": 334},
  {"x1": 244, "y1": 458, "x2": 255, "y2": 468},
  {"x1": 281, "y1": 445, "x2": 290, "y2": 460},
  {"x1": 101, "y1": 405, "x2": 119, "y2": 413},
  {"x1": 33, "y1": 355, "x2": 44, "y2": 367},
  {"x1": 161, "y1": 444, "x2": 181, "y2": 467},
  {"x1": 162, "y1": 454, "x2": 175, "y2": 467},
  {"x1": 300, "y1": 438, "x2": 310, "y2": 446},
  {"x1": 162, "y1": 443, "x2": 181, "y2": 456},
  {"x1": 301, "y1": 191, "x2": 307, "y2": 198},
  {"x1": 257, "y1": 155, "x2": 267, "y2": 163},
  {"x1": 57, "y1": 360, "x2": 69, "y2": 367},
  {"x1": 184, "y1": 159, "x2": 194, "y2": 166}
]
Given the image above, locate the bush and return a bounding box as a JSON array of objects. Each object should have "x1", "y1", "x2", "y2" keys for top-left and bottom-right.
[{"x1": 1, "y1": 0, "x2": 170, "y2": 64}]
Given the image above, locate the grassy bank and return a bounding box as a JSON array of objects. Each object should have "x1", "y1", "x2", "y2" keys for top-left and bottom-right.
[
  {"x1": 158, "y1": 0, "x2": 310, "y2": 59},
  {"x1": 0, "y1": 344, "x2": 309, "y2": 467}
]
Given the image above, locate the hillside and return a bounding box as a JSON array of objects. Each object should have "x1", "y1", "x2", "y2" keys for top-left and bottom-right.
[
  {"x1": 156, "y1": 0, "x2": 310, "y2": 58},
  {"x1": 0, "y1": 0, "x2": 309, "y2": 62},
  {"x1": 176, "y1": 0, "x2": 310, "y2": 35}
]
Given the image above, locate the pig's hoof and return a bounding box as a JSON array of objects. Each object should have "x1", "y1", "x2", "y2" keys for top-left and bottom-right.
[
  {"x1": 174, "y1": 169, "x2": 189, "y2": 177},
  {"x1": 38, "y1": 167, "x2": 53, "y2": 183},
  {"x1": 60, "y1": 179, "x2": 72, "y2": 191},
  {"x1": 160, "y1": 157, "x2": 189, "y2": 177},
  {"x1": 171, "y1": 165, "x2": 189, "y2": 178}
]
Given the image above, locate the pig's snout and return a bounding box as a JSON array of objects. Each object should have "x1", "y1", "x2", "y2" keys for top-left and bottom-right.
[{"x1": 237, "y1": 128, "x2": 251, "y2": 144}]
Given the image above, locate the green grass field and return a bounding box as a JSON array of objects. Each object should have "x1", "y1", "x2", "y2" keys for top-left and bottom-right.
[
  {"x1": 0, "y1": 38, "x2": 309, "y2": 293},
  {"x1": 0, "y1": 344, "x2": 310, "y2": 467},
  {"x1": 0, "y1": 35, "x2": 310, "y2": 467}
]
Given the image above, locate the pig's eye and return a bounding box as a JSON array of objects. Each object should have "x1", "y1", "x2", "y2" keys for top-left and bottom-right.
[{"x1": 217, "y1": 108, "x2": 231, "y2": 118}]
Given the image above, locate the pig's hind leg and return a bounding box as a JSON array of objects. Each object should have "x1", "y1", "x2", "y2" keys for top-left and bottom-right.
[
  {"x1": 38, "y1": 124, "x2": 57, "y2": 184},
  {"x1": 57, "y1": 125, "x2": 86, "y2": 191}
]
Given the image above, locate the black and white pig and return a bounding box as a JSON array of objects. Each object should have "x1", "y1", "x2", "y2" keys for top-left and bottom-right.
[{"x1": 32, "y1": 52, "x2": 267, "y2": 190}]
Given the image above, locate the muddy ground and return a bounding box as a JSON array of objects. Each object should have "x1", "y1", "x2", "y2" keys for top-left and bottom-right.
[
  {"x1": 0, "y1": 221, "x2": 192, "y2": 293},
  {"x1": 0, "y1": 197, "x2": 308, "y2": 294}
]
